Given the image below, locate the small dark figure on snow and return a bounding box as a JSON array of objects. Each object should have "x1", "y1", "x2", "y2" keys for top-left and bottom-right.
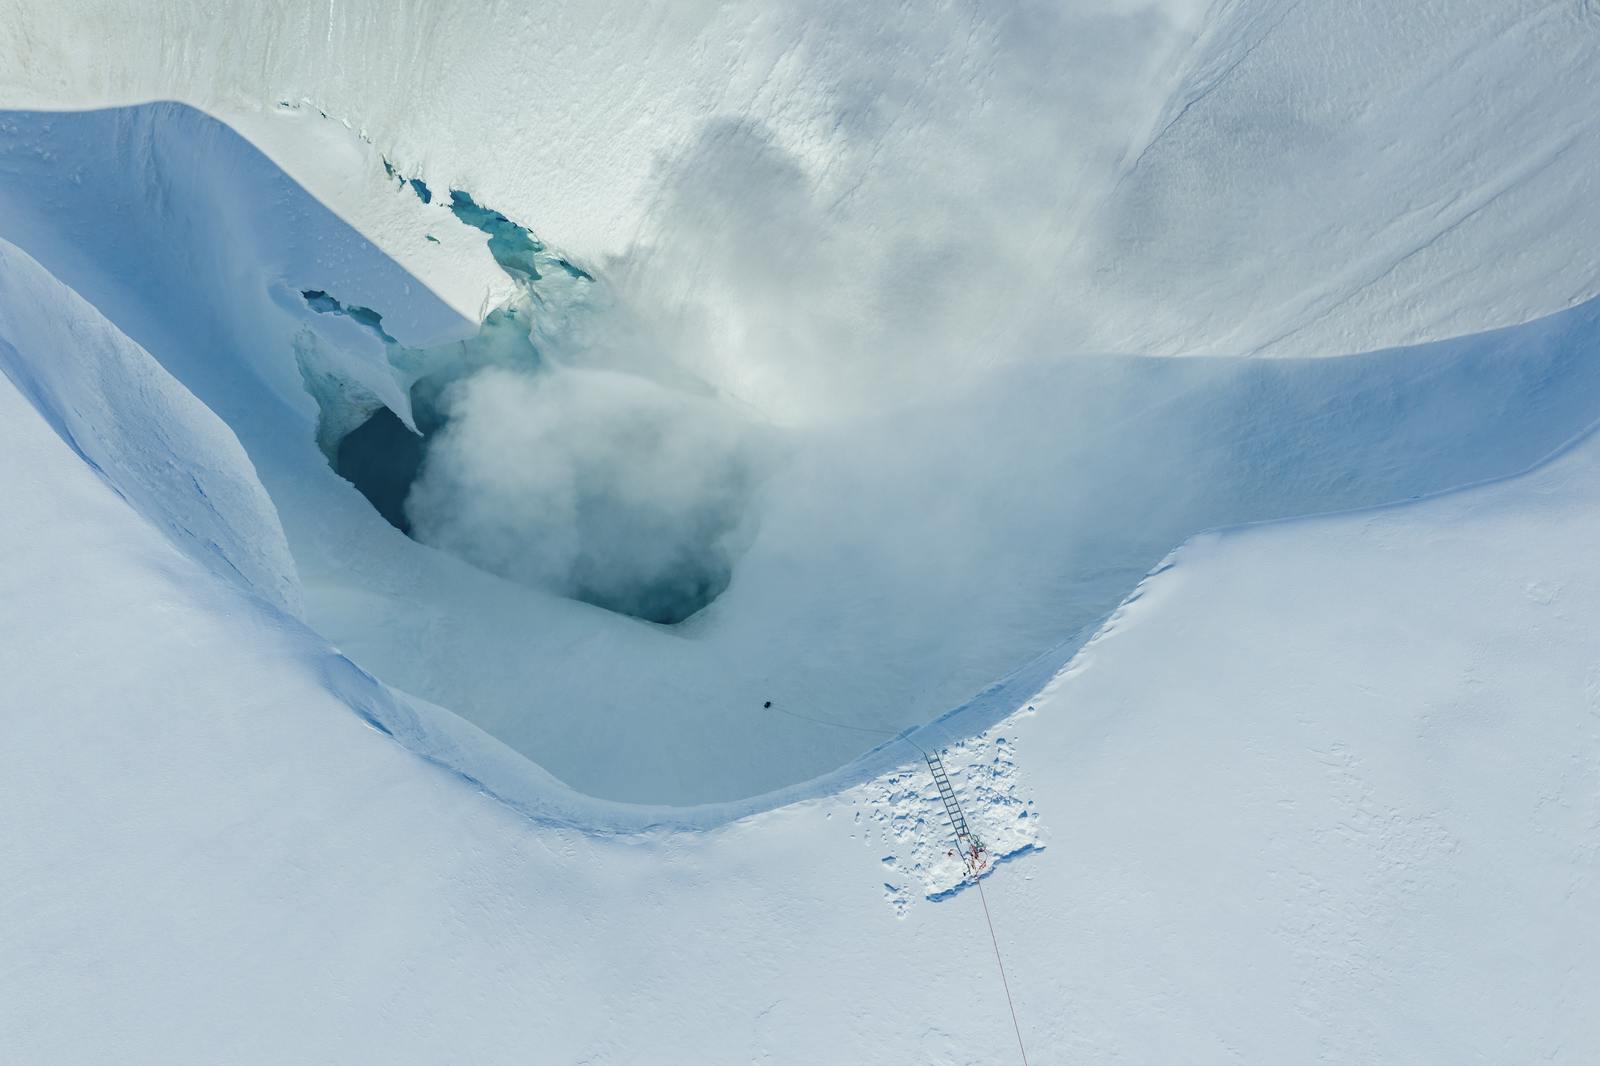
[{"x1": 763, "y1": 700, "x2": 772, "y2": 709}]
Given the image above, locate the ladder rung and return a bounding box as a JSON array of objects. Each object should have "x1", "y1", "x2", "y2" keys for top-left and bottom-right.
[{"x1": 924, "y1": 752, "x2": 982, "y2": 867}]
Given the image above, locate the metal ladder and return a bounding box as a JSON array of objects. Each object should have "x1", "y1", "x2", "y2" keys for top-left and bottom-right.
[{"x1": 925, "y1": 751, "x2": 974, "y2": 853}]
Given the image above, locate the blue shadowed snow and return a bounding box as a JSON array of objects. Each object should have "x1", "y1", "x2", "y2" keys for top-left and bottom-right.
[
  {"x1": 315, "y1": 296, "x2": 749, "y2": 626},
  {"x1": 3, "y1": 101, "x2": 1600, "y2": 807}
]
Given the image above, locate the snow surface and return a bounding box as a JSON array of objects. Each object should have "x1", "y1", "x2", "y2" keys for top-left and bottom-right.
[
  {"x1": 0, "y1": 237, "x2": 300, "y2": 616},
  {"x1": 4, "y1": 1, "x2": 1599, "y2": 411},
  {"x1": 5, "y1": 102, "x2": 1600, "y2": 808},
  {"x1": 2, "y1": 0, "x2": 1600, "y2": 1060},
  {"x1": 5, "y1": 283, "x2": 1598, "y2": 1058}
]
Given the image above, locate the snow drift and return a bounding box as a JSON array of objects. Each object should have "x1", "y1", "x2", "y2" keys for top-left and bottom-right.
[{"x1": 0, "y1": 237, "x2": 300, "y2": 616}]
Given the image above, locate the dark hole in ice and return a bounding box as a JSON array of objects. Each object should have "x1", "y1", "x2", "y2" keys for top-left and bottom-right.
[
  {"x1": 306, "y1": 185, "x2": 714, "y2": 627},
  {"x1": 301, "y1": 289, "x2": 397, "y2": 344},
  {"x1": 335, "y1": 406, "x2": 425, "y2": 534},
  {"x1": 447, "y1": 189, "x2": 549, "y2": 283},
  {"x1": 555, "y1": 258, "x2": 593, "y2": 281},
  {"x1": 573, "y1": 548, "x2": 734, "y2": 627},
  {"x1": 374, "y1": 165, "x2": 596, "y2": 286}
]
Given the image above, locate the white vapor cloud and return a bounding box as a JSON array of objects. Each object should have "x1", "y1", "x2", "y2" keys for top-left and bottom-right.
[{"x1": 404, "y1": 364, "x2": 763, "y2": 624}]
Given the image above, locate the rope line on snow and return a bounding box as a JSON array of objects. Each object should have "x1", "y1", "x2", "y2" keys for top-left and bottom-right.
[
  {"x1": 976, "y1": 874, "x2": 1030, "y2": 1066},
  {"x1": 926, "y1": 748, "x2": 1029, "y2": 1066},
  {"x1": 764, "y1": 701, "x2": 922, "y2": 745},
  {"x1": 761, "y1": 699, "x2": 1029, "y2": 1065}
]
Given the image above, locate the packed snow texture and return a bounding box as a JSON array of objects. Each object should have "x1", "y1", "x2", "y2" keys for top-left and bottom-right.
[{"x1": 864, "y1": 728, "x2": 1043, "y2": 914}]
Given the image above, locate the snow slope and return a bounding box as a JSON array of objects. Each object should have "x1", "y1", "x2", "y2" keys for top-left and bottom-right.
[
  {"x1": 5, "y1": 102, "x2": 1600, "y2": 807},
  {"x1": 3, "y1": 254, "x2": 1597, "y2": 1059},
  {"x1": 2, "y1": 0, "x2": 1599, "y2": 1059},
  {"x1": 0, "y1": 238, "x2": 299, "y2": 616},
  {"x1": 3, "y1": 1, "x2": 1597, "y2": 412}
]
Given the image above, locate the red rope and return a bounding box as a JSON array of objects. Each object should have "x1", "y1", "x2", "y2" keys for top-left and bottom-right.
[{"x1": 974, "y1": 874, "x2": 1030, "y2": 1066}]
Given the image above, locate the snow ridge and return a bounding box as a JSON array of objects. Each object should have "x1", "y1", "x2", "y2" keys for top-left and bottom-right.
[{"x1": 0, "y1": 236, "x2": 300, "y2": 615}]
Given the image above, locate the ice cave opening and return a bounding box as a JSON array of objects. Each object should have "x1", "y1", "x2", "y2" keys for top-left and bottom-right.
[
  {"x1": 312, "y1": 294, "x2": 759, "y2": 627},
  {"x1": 326, "y1": 375, "x2": 755, "y2": 627},
  {"x1": 334, "y1": 407, "x2": 423, "y2": 533}
]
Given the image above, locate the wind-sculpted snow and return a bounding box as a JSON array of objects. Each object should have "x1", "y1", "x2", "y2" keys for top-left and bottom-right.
[{"x1": 0, "y1": 237, "x2": 300, "y2": 616}]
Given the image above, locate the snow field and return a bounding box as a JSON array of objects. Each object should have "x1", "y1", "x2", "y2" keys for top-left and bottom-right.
[{"x1": 1, "y1": 0, "x2": 1599, "y2": 1059}]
